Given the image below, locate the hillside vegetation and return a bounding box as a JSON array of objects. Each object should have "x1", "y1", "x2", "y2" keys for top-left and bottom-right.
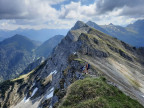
[{"x1": 59, "y1": 77, "x2": 144, "y2": 108}]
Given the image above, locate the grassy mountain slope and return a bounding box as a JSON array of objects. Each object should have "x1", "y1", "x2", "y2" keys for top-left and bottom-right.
[{"x1": 59, "y1": 77, "x2": 143, "y2": 108}]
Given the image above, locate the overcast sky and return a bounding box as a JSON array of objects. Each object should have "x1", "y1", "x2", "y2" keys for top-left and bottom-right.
[{"x1": 0, "y1": 0, "x2": 144, "y2": 30}]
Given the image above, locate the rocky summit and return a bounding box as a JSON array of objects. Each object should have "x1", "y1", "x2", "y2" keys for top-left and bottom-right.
[{"x1": 0, "y1": 21, "x2": 144, "y2": 108}]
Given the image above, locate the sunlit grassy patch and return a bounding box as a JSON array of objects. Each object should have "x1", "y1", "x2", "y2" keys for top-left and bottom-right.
[{"x1": 59, "y1": 77, "x2": 143, "y2": 108}]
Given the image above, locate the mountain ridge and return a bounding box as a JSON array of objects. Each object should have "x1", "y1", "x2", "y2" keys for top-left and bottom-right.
[
  {"x1": 87, "y1": 20, "x2": 144, "y2": 46},
  {"x1": 0, "y1": 21, "x2": 144, "y2": 108}
]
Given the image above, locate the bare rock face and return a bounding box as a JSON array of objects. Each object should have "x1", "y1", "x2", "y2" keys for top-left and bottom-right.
[{"x1": 0, "y1": 21, "x2": 144, "y2": 108}]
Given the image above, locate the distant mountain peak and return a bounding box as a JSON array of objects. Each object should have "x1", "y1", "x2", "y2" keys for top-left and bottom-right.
[
  {"x1": 0, "y1": 34, "x2": 37, "y2": 52},
  {"x1": 87, "y1": 21, "x2": 99, "y2": 26},
  {"x1": 109, "y1": 23, "x2": 114, "y2": 26},
  {"x1": 126, "y1": 19, "x2": 144, "y2": 37},
  {"x1": 135, "y1": 19, "x2": 144, "y2": 23},
  {"x1": 86, "y1": 21, "x2": 109, "y2": 35},
  {"x1": 71, "y1": 21, "x2": 88, "y2": 30},
  {"x1": 14, "y1": 34, "x2": 24, "y2": 37},
  {"x1": 87, "y1": 20, "x2": 96, "y2": 24},
  {"x1": 129, "y1": 19, "x2": 144, "y2": 26},
  {"x1": 8, "y1": 34, "x2": 32, "y2": 40}
]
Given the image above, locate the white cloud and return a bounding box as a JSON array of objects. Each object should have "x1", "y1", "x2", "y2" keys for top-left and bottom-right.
[
  {"x1": 59, "y1": 2, "x2": 97, "y2": 20},
  {"x1": 0, "y1": 0, "x2": 143, "y2": 30},
  {"x1": 57, "y1": 1, "x2": 139, "y2": 26},
  {"x1": 0, "y1": 0, "x2": 61, "y2": 19},
  {"x1": 42, "y1": 0, "x2": 66, "y2": 5}
]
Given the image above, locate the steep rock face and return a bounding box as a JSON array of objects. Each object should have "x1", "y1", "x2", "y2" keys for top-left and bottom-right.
[
  {"x1": 0, "y1": 21, "x2": 144, "y2": 108},
  {"x1": 0, "y1": 35, "x2": 37, "y2": 82}
]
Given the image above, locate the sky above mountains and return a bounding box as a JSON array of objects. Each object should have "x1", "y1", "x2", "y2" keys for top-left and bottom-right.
[{"x1": 0, "y1": 0, "x2": 144, "y2": 30}]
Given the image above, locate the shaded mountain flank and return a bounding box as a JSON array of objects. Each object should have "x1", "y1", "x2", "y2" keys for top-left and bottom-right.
[
  {"x1": 0, "y1": 34, "x2": 37, "y2": 82},
  {"x1": 35, "y1": 35, "x2": 64, "y2": 58},
  {"x1": 87, "y1": 20, "x2": 144, "y2": 47},
  {"x1": 0, "y1": 34, "x2": 64, "y2": 82},
  {"x1": 0, "y1": 21, "x2": 144, "y2": 108}
]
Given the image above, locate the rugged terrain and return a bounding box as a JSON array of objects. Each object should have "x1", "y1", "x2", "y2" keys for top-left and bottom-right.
[
  {"x1": 0, "y1": 34, "x2": 63, "y2": 82},
  {"x1": 0, "y1": 21, "x2": 144, "y2": 108}
]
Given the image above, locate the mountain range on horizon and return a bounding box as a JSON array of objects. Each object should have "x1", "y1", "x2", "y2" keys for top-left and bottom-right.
[
  {"x1": 0, "y1": 28, "x2": 68, "y2": 42},
  {"x1": 0, "y1": 20, "x2": 144, "y2": 108},
  {"x1": 1, "y1": 19, "x2": 144, "y2": 47}
]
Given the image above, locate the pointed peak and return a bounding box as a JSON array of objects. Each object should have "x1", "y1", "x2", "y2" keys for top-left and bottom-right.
[
  {"x1": 87, "y1": 21, "x2": 93, "y2": 23},
  {"x1": 86, "y1": 21, "x2": 99, "y2": 27},
  {"x1": 87, "y1": 21, "x2": 97, "y2": 25},
  {"x1": 71, "y1": 21, "x2": 88, "y2": 30},
  {"x1": 14, "y1": 34, "x2": 20, "y2": 36},
  {"x1": 12, "y1": 34, "x2": 29, "y2": 40},
  {"x1": 109, "y1": 23, "x2": 114, "y2": 26}
]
